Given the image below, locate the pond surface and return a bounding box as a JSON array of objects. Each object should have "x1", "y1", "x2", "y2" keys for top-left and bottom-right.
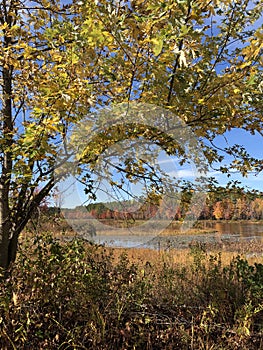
[
  {"x1": 202, "y1": 221, "x2": 263, "y2": 237},
  {"x1": 83, "y1": 222, "x2": 263, "y2": 250}
]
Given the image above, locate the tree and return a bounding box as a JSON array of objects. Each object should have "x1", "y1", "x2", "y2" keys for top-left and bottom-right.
[
  {"x1": 0, "y1": 0, "x2": 262, "y2": 269},
  {"x1": 213, "y1": 201, "x2": 224, "y2": 220},
  {"x1": 250, "y1": 197, "x2": 263, "y2": 220},
  {"x1": 235, "y1": 195, "x2": 250, "y2": 219}
]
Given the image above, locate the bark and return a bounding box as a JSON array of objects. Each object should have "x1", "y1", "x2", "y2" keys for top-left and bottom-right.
[
  {"x1": 0, "y1": 4, "x2": 15, "y2": 270},
  {"x1": 0, "y1": 66, "x2": 13, "y2": 269},
  {"x1": 0, "y1": 191, "x2": 11, "y2": 269}
]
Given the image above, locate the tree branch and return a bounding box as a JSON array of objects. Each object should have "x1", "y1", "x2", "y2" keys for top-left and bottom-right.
[{"x1": 167, "y1": 1, "x2": 192, "y2": 104}]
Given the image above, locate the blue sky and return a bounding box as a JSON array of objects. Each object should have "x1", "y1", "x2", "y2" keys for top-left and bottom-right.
[
  {"x1": 210, "y1": 129, "x2": 263, "y2": 191},
  {"x1": 58, "y1": 127, "x2": 262, "y2": 209},
  {"x1": 158, "y1": 128, "x2": 263, "y2": 193}
]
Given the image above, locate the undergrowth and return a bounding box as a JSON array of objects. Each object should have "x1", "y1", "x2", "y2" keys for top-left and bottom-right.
[{"x1": 0, "y1": 234, "x2": 262, "y2": 349}]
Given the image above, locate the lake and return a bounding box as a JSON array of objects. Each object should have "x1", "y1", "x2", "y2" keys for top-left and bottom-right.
[{"x1": 80, "y1": 221, "x2": 263, "y2": 251}]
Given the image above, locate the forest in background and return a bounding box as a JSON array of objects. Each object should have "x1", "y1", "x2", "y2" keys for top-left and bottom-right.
[{"x1": 58, "y1": 188, "x2": 263, "y2": 222}]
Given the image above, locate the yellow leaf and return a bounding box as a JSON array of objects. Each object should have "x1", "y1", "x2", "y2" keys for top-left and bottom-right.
[
  {"x1": 13, "y1": 292, "x2": 18, "y2": 306},
  {"x1": 151, "y1": 37, "x2": 163, "y2": 56}
]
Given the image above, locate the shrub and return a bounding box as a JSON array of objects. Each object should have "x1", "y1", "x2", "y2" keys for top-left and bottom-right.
[{"x1": 0, "y1": 235, "x2": 262, "y2": 349}]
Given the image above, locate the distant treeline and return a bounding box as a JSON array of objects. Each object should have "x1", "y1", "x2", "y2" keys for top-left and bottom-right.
[{"x1": 56, "y1": 188, "x2": 263, "y2": 221}]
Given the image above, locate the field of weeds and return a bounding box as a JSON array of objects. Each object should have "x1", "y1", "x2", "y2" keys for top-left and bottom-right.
[{"x1": 0, "y1": 233, "x2": 262, "y2": 349}]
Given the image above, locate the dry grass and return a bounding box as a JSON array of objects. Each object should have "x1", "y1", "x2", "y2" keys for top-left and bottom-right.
[
  {"x1": 1, "y1": 233, "x2": 263, "y2": 349},
  {"x1": 108, "y1": 246, "x2": 263, "y2": 267}
]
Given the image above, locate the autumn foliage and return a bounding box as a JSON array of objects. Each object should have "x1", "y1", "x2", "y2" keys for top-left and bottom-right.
[
  {"x1": 61, "y1": 190, "x2": 263, "y2": 222},
  {"x1": 0, "y1": 0, "x2": 262, "y2": 270}
]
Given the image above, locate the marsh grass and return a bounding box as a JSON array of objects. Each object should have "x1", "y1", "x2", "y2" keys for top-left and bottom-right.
[
  {"x1": 25, "y1": 216, "x2": 221, "y2": 238},
  {"x1": 0, "y1": 233, "x2": 262, "y2": 349},
  {"x1": 108, "y1": 246, "x2": 262, "y2": 267}
]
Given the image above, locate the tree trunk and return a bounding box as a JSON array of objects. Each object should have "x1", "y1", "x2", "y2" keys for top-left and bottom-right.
[
  {"x1": 0, "y1": 15, "x2": 14, "y2": 270},
  {"x1": 7, "y1": 234, "x2": 19, "y2": 268},
  {"x1": 0, "y1": 191, "x2": 11, "y2": 269},
  {"x1": 0, "y1": 219, "x2": 21, "y2": 270},
  {"x1": 0, "y1": 177, "x2": 15, "y2": 270}
]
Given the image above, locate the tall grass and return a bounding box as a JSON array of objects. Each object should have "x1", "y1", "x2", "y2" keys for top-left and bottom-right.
[{"x1": 0, "y1": 234, "x2": 262, "y2": 349}]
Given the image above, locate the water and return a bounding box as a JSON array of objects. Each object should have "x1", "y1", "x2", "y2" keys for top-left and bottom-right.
[
  {"x1": 204, "y1": 221, "x2": 263, "y2": 237},
  {"x1": 84, "y1": 222, "x2": 263, "y2": 250}
]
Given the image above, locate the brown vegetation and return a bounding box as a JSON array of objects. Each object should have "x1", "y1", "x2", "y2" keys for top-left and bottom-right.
[{"x1": 0, "y1": 234, "x2": 262, "y2": 349}]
